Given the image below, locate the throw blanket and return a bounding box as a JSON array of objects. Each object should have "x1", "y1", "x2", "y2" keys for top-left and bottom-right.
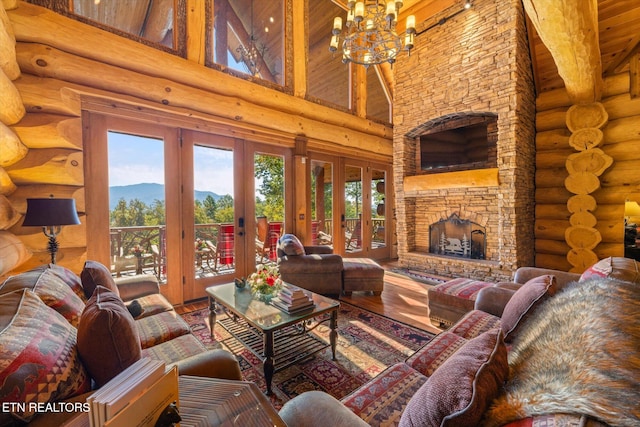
[{"x1": 483, "y1": 277, "x2": 640, "y2": 427}]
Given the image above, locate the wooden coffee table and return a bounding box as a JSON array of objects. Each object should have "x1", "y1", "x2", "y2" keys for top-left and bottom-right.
[{"x1": 206, "y1": 283, "x2": 340, "y2": 395}]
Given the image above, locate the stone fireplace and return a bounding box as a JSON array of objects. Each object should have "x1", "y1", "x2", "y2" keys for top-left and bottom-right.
[{"x1": 393, "y1": 0, "x2": 536, "y2": 282}]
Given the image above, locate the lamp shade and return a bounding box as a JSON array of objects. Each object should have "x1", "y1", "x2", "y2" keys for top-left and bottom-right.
[{"x1": 23, "y1": 198, "x2": 81, "y2": 227}]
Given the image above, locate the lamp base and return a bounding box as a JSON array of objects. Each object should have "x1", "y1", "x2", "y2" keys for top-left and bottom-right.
[{"x1": 43, "y1": 226, "x2": 61, "y2": 264}]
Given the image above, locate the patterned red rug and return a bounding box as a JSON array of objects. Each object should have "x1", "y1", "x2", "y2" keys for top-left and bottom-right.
[{"x1": 181, "y1": 302, "x2": 434, "y2": 409}]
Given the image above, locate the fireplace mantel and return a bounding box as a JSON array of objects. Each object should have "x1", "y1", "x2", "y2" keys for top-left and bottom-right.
[{"x1": 403, "y1": 168, "x2": 499, "y2": 192}]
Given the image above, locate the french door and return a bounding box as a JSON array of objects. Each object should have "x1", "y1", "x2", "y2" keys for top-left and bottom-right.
[
  {"x1": 309, "y1": 153, "x2": 391, "y2": 259},
  {"x1": 85, "y1": 114, "x2": 291, "y2": 305},
  {"x1": 341, "y1": 159, "x2": 390, "y2": 259},
  {"x1": 180, "y1": 131, "x2": 292, "y2": 300}
]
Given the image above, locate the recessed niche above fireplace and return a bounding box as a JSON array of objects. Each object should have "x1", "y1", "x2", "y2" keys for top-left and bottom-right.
[{"x1": 416, "y1": 112, "x2": 498, "y2": 175}]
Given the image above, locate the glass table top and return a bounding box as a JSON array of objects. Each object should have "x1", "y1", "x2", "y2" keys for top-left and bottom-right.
[{"x1": 206, "y1": 282, "x2": 340, "y2": 331}]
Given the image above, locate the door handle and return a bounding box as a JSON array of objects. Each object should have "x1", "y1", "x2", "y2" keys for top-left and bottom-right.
[{"x1": 238, "y1": 217, "x2": 244, "y2": 236}]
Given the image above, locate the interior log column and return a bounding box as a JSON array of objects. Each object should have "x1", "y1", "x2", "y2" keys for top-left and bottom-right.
[{"x1": 564, "y1": 103, "x2": 612, "y2": 272}]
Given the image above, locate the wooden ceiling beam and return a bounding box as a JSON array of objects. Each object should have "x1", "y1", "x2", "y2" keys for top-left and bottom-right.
[
  {"x1": 522, "y1": 0, "x2": 602, "y2": 103},
  {"x1": 606, "y1": 38, "x2": 640, "y2": 75}
]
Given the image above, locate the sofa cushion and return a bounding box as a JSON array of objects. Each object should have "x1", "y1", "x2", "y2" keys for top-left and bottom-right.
[
  {"x1": 399, "y1": 328, "x2": 508, "y2": 427},
  {"x1": 80, "y1": 260, "x2": 120, "y2": 299},
  {"x1": 500, "y1": 274, "x2": 557, "y2": 342},
  {"x1": 141, "y1": 333, "x2": 207, "y2": 365},
  {"x1": 77, "y1": 286, "x2": 141, "y2": 387},
  {"x1": 447, "y1": 309, "x2": 502, "y2": 340},
  {"x1": 406, "y1": 331, "x2": 468, "y2": 377},
  {"x1": 278, "y1": 234, "x2": 305, "y2": 256},
  {"x1": 129, "y1": 293, "x2": 173, "y2": 319},
  {"x1": 0, "y1": 289, "x2": 91, "y2": 424},
  {"x1": 579, "y1": 256, "x2": 640, "y2": 284},
  {"x1": 0, "y1": 268, "x2": 86, "y2": 327},
  {"x1": 136, "y1": 311, "x2": 191, "y2": 348},
  {"x1": 341, "y1": 362, "x2": 428, "y2": 426}
]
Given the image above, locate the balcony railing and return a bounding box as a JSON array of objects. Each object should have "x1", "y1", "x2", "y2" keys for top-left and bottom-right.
[{"x1": 109, "y1": 218, "x2": 385, "y2": 279}]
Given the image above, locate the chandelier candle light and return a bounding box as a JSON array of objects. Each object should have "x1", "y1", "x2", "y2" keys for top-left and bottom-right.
[{"x1": 330, "y1": 0, "x2": 416, "y2": 66}]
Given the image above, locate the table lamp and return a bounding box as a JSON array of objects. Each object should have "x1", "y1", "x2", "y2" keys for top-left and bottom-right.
[{"x1": 23, "y1": 197, "x2": 81, "y2": 264}]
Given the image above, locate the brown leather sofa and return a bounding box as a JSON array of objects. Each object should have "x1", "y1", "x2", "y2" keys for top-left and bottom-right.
[{"x1": 0, "y1": 262, "x2": 241, "y2": 426}]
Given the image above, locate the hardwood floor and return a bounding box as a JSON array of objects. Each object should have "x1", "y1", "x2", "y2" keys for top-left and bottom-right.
[{"x1": 175, "y1": 260, "x2": 443, "y2": 335}]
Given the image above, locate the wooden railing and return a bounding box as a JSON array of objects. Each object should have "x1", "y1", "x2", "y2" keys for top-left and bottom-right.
[{"x1": 108, "y1": 217, "x2": 384, "y2": 277}]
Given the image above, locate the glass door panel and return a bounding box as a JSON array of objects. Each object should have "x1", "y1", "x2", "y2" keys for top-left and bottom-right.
[
  {"x1": 344, "y1": 164, "x2": 363, "y2": 254},
  {"x1": 183, "y1": 133, "x2": 241, "y2": 301},
  {"x1": 107, "y1": 131, "x2": 167, "y2": 282},
  {"x1": 254, "y1": 152, "x2": 285, "y2": 266},
  {"x1": 193, "y1": 145, "x2": 236, "y2": 281},
  {"x1": 371, "y1": 168, "x2": 387, "y2": 253},
  {"x1": 311, "y1": 159, "x2": 334, "y2": 246}
]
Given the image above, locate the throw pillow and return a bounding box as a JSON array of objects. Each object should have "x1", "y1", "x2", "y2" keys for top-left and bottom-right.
[
  {"x1": 579, "y1": 256, "x2": 640, "y2": 284},
  {"x1": 77, "y1": 286, "x2": 141, "y2": 387},
  {"x1": 23, "y1": 264, "x2": 87, "y2": 302},
  {"x1": 0, "y1": 289, "x2": 91, "y2": 424},
  {"x1": 80, "y1": 260, "x2": 120, "y2": 299},
  {"x1": 500, "y1": 275, "x2": 557, "y2": 342},
  {"x1": 0, "y1": 268, "x2": 86, "y2": 327},
  {"x1": 399, "y1": 328, "x2": 508, "y2": 427},
  {"x1": 278, "y1": 234, "x2": 305, "y2": 256}
]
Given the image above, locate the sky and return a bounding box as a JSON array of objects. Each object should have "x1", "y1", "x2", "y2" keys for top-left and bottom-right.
[{"x1": 107, "y1": 131, "x2": 235, "y2": 195}]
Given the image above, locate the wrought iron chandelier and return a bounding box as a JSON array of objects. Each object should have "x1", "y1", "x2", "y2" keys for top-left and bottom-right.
[
  {"x1": 330, "y1": 1, "x2": 416, "y2": 66},
  {"x1": 237, "y1": 0, "x2": 267, "y2": 77}
]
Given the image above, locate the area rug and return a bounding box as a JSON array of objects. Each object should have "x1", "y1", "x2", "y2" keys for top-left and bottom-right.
[
  {"x1": 390, "y1": 268, "x2": 449, "y2": 286},
  {"x1": 181, "y1": 302, "x2": 434, "y2": 409}
]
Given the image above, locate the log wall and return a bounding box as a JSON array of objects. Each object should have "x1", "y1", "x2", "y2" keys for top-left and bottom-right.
[{"x1": 534, "y1": 73, "x2": 640, "y2": 271}]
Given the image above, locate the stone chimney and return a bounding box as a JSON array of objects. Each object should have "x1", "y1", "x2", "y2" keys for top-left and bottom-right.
[{"x1": 393, "y1": 0, "x2": 536, "y2": 281}]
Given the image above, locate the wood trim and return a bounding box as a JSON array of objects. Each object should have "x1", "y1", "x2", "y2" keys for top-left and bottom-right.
[
  {"x1": 403, "y1": 168, "x2": 500, "y2": 191},
  {"x1": 186, "y1": 0, "x2": 206, "y2": 64}
]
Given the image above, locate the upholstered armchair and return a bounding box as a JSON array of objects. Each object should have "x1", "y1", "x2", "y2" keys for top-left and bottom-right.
[{"x1": 277, "y1": 234, "x2": 343, "y2": 295}]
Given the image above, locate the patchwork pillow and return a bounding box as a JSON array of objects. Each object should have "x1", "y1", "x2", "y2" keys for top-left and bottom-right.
[
  {"x1": 0, "y1": 268, "x2": 86, "y2": 327},
  {"x1": 278, "y1": 234, "x2": 305, "y2": 256},
  {"x1": 0, "y1": 289, "x2": 91, "y2": 424},
  {"x1": 501, "y1": 275, "x2": 557, "y2": 342},
  {"x1": 398, "y1": 328, "x2": 508, "y2": 427},
  {"x1": 77, "y1": 286, "x2": 141, "y2": 387},
  {"x1": 80, "y1": 260, "x2": 120, "y2": 299},
  {"x1": 579, "y1": 256, "x2": 640, "y2": 284}
]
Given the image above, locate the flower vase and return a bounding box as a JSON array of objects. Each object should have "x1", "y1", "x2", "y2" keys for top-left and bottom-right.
[{"x1": 254, "y1": 291, "x2": 275, "y2": 303}]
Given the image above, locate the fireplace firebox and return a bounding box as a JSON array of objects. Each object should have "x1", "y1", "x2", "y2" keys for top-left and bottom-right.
[{"x1": 429, "y1": 213, "x2": 486, "y2": 260}]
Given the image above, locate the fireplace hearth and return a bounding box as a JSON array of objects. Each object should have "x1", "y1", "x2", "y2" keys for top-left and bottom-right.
[{"x1": 429, "y1": 213, "x2": 486, "y2": 260}]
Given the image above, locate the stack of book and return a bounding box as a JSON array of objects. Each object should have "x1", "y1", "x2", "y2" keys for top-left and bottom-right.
[{"x1": 271, "y1": 284, "x2": 315, "y2": 314}]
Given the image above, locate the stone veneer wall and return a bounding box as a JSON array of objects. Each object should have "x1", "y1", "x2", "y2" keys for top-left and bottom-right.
[{"x1": 393, "y1": 0, "x2": 536, "y2": 282}]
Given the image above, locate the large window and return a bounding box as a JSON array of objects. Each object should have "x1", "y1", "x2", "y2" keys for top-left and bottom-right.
[
  {"x1": 211, "y1": 0, "x2": 285, "y2": 85},
  {"x1": 71, "y1": 0, "x2": 178, "y2": 49},
  {"x1": 307, "y1": 0, "x2": 350, "y2": 109}
]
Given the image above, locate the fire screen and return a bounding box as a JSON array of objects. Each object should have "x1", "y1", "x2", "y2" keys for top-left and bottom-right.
[{"x1": 429, "y1": 213, "x2": 486, "y2": 259}]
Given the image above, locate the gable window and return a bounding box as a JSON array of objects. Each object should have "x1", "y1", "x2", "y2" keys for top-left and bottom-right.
[
  {"x1": 68, "y1": 0, "x2": 181, "y2": 51},
  {"x1": 211, "y1": 0, "x2": 285, "y2": 86}
]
